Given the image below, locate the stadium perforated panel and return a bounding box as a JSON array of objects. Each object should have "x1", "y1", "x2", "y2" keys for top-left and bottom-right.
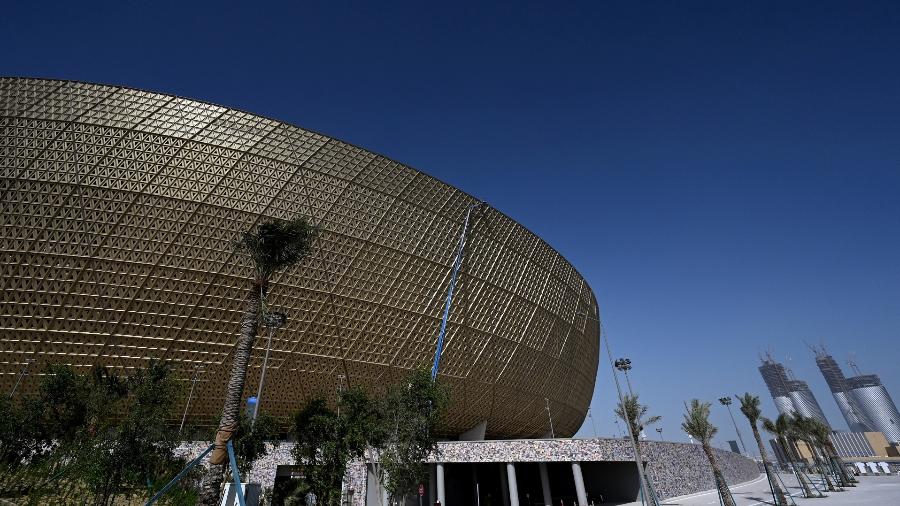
[{"x1": 0, "y1": 78, "x2": 599, "y2": 438}]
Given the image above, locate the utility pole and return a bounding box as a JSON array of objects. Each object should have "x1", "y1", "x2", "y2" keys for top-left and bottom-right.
[{"x1": 719, "y1": 397, "x2": 748, "y2": 454}]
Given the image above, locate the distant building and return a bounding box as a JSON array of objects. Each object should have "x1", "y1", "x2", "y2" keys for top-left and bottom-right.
[
  {"x1": 846, "y1": 375, "x2": 900, "y2": 444},
  {"x1": 812, "y1": 346, "x2": 900, "y2": 444},
  {"x1": 814, "y1": 349, "x2": 874, "y2": 432},
  {"x1": 758, "y1": 354, "x2": 830, "y2": 428},
  {"x1": 759, "y1": 356, "x2": 796, "y2": 416},
  {"x1": 727, "y1": 440, "x2": 740, "y2": 453}
]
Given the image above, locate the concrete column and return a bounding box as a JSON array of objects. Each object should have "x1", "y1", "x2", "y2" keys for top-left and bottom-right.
[
  {"x1": 538, "y1": 462, "x2": 552, "y2": 506},
  {"x1": 506, "y1": 463, "x2": 520, "y2": 506},
  {"x1": 436, "y1": 463, "x2": 446, "y2": 505},
  {"x1": 572, "y1": 461, "x2": 588, "y2": 506}
]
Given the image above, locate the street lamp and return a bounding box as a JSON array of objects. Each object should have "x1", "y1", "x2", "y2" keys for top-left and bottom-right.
[
  {"x1": 545, "y1": 397, "x2": 555, "y2": 439},
  {"x1": 253, "y1": 311, "x2": 287, "y2": 425},
  {"x1": 8, "y1": 358, "x2": 33, "y2": 398},
  {"x1": 179, "y1": 364, "x2": 205, "y2": 437},
  {"x1": 718, "y1": 396, "x2": 748, "y2": 454},
  {"x1": 577, "y1": 312, "x2": 656, "y2": 506},
  {"x1": 587, "y1": 408, "x2": 598, "y2": 438}
]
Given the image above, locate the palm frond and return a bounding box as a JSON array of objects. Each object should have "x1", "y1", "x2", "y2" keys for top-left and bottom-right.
[
  {"x1": 236, "y1": 218, "x2": 318, "y2": 280},
  {"x1": 681, "y1": 399, "x2": 717, "y2": 443},
  {"x1": 735, "y1": 392, "x2": 761, "y2": 423}
]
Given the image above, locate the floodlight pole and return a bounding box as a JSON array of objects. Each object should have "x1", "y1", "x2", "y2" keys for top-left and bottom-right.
[
  {"x1": 587, "y1": 408, "x2": 598, "y2": 438},
  {"x1": 656, "y1": 427, "x2": 663, "y2": 441},
  {"x1": 545, "y1": 397, "x2": 556, "y2": 438},
  {"x1": 579, "y1": 312, "x2": 654, "y2": 506},
  {"x1": 719, "y1": 397, "x2": 748, "y2": 455},
  {"x1": 8, "y1": 358, "x2": 33, "y2": 398},
  {"x1": 179, "y1": 365, "x2": 204, "y2": 437}
]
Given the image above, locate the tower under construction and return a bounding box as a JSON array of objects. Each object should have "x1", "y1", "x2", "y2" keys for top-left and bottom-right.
[
  {"x1": 759, "y1": 353, "x2": 830, "y2": 428},
  {"x1": 812, "y1": 346, "x2": 900, "y2": 443}
]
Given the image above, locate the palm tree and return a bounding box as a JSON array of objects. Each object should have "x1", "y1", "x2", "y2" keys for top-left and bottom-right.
[
  {"x1": 613, "y1": 393, "x2": 659, "y2": 505},
  {"x1": 198, "y1": 218, "x2": 316, "y2": 505},
  {"x1": 681, "y1": 399, "x2": 736, "y2": 506},
  {"x1": 791, "y1": 416, "x2": 837, "y2": 492},
  {"x1": 615, "y1": 393, "x2": 661, "y2": 445},
  {"x1": 794, "y1": 415, "x2": 837, "y2": 492},
  {"x1": 762, "y1": 414, "x2": 817, "y2": 498},
  {"x1": 735, "y1": 393, "x2": 788, "y2": 505},
  {"x1": 806, "y1": 418, "x2": 855, "y2": 486}
]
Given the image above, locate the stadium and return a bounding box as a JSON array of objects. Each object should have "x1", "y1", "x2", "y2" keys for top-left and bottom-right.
[{"x1": 0, "y1": 77, "x2": 600, "y2": 440}]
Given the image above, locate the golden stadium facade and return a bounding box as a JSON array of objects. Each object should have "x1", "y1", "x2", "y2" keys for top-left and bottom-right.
[{"x1": 0, "y1": 78, "x2": 599, "y2": 439}]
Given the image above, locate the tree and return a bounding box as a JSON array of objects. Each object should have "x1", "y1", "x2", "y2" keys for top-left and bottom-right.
[
  {"x1": 791, "y1": 416, "x2": 838, "y2": 492},
  {"x1": 762, "y1": 414, "x2": 816, "y2": 498},
  {"x1": 0, "y1": 362, "x2": 191, "y2": 504},
  {"x1": 806, "y1": 418, "x2": 855, "y2": 486},
  {"x1": 231, "y1": 412, "x2": 279, "y2": 476},
  {"x1": 198, "y1": 218, "x2": 317, "y2": 505},
  {"x1": 377, "y1": 369, "x2": 448, "y2": 503},
  {"x1": 681, "y1": 399, "x2": 736, "y2": 506},
  {"x1": 289, "y1": 388, "x2": 384, "y2": 505},
  {"x1": 735, "y1": 393, "x2": 788, "y2": 505},
  {"x1": 80, "y1": 361, "x2": 181, "y2": 504},
  {"x1": 614, "y1": 393, "x2": 661, "y2": 444}
]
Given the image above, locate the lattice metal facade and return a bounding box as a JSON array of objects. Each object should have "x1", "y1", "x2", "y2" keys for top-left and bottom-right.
[
  {"x1": 847, "y1": 376, "x2": 900, "y2": 444},
  {"x1": 0, "y1": 78, "x2": 600, "y2": 439}
]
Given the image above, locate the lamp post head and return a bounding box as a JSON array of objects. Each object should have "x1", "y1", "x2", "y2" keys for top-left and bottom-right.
[
  {"x1": 264, "y1": 311, "x2": 288, "y2": 329},
  {"x1": 718, "y1": 397, "x2": 732, "y2": 406},
  {"x1": 614, "y1": 358, "x2": 632, "y2": 372}
]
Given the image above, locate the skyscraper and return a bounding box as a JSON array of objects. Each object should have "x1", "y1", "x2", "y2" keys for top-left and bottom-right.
[
  {"x1": 846, "y1": 374, "x2": 900, "y2": 444},
  {"x1": 758, "y1": 353, "x2": 831, "y2": 428},
  {"x1": 814, "y1": 347, "x2": 873, "y2": 432},
  {"x1": 759, "y1": 355, "x2": 795, "y2": 416},
  {"x1": 812, "y1": 347, "x2": 900, "y2": 444}
]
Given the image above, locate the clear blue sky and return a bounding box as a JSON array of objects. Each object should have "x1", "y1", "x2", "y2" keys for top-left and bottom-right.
[{"x1": 4, "y1": 1, "x2": 899, "y2": 450}]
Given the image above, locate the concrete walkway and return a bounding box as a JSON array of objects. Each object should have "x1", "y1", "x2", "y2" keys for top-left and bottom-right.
[{"x1": 659, "y1": 473, "x2": 900, "y2": 506}]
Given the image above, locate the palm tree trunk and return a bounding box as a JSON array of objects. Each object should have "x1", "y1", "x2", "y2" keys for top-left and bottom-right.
[
  {"x1": 198, "y1": 281, "x2": 266, "y2": 506},
  {"x1": 780, "y1": 436, "x2": 813, "y2": 498},
  {"x1": 811, "y1": 448, "x2": 836, "y2": 491},
  {"x1": 825, "y1": 442, "x2": 855, "y2": 485},
  {"x1": 701, "y1": 443, "x2": 736, "y2": 506},
  {"x1": 750, "y1": 424, "x2": 788, "y2": 505}
]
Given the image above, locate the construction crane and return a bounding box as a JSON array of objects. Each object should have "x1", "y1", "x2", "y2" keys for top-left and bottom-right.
[{"x1": 431, "y1": 202, "x2": 483, "y2": 380}]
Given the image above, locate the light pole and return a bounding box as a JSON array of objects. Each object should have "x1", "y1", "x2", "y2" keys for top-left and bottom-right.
[
  {"x1": 615, "y1": 358, "x2": 635, "y2": 395},
  {"x1": 8, "y1": 358, "x2": 33, "y2": 398},
  {"x1": 253, "y1": 311, "x2": 287, "y2": 426},
  {"x1": 179, "y1": 364, "x2": 204, "y2": 437},
  {"x1": 545, "y1": 397, "x2": 555, "y2": 439},
  {"x1": 578, "y1": 312, "x2": 655, "y2": 506},
  {"x1": 656, "y1": 427, "x2": 663, "y2": 441},
  {"x1": 719, "y1": 397, "x2": 748, "y2": 454},
  {"x1": 587, "y1": 408, "x2": 598, "y2": 438}
]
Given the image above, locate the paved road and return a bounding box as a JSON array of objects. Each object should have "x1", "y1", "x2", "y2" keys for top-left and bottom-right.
[{"x1": 658, "y1": 473, "x2": 900, "y2": 506}]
